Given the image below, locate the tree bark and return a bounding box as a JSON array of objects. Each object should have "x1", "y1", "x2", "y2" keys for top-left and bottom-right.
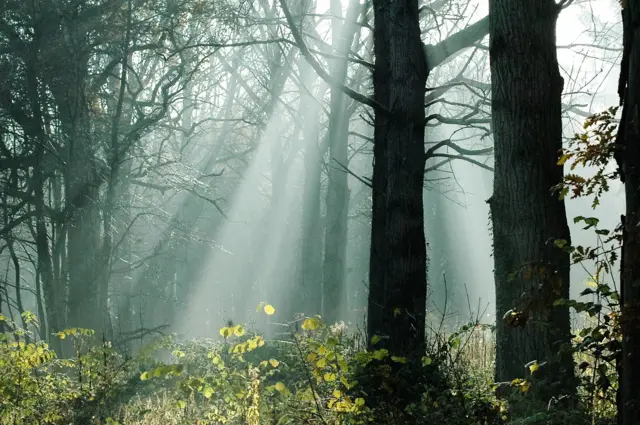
[
  {"x1": 616, "y1": 2, "x2": 640, "y2": 423},
  {"x1": 367, "y1": 0, "x2": 428, "y2": 359},
  {"x1": 488, "y1": 0, "x2": 576, "y2": 404}
]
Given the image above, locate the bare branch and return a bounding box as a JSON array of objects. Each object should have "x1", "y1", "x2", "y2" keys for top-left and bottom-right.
[
  {"x1": 429, "y1": 153, "x2": 493, "y2": 172},
  {"x1": 425, "y1": 139, "x2": 493, "y2": 159},
  {"x1": 424, "y1": 15, "x2": 489, "y2": 71},
  {"x1": 279, "y1": 0, "x2": 386, "y2": 113}
]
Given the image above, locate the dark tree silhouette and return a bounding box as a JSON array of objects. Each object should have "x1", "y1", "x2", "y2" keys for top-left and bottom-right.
[{"x1": 488, "y1": 0, "x2": 576, "y2": 405}]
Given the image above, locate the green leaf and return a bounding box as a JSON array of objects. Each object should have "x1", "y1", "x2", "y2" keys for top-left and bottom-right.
[
  {"x1": 372, "y1": 349, "x2": 389, "y2": 361},
  {"x1": 202, "y1": 386, "x2": 214, "y2": 399},
  {"x1": 554, "y1": 239, "x2": 568, "y2": 248}
]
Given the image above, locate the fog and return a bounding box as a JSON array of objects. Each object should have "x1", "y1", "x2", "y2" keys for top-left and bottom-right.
[{"x1": 0, "y1": 0, "x2": 623, "y2": 344}]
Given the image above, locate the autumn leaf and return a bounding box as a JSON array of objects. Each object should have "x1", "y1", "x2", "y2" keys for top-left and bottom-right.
[{"x1": 301, "y1": 317, "x2": 323, "y2": 331}]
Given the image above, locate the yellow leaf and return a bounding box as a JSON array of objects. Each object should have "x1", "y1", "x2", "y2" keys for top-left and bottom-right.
[
  {"x1": 323, "y1": 372, "x2": 337, "y2": 382},
  {"x1": 233, "y1": 325, "x2": 246, "y2": 337},
  {"x1": 332, "y1": 389, "x2": 342, "y2": 398},
  {"x1": 355, "y1": 397, "x2": 365, "y2": 406},
  {"x1": 557, "y1": 153, "x2": 571, "y2": 165},
  {"x1": 275, "y1": 382, "x2": 286, "y2": 392},
  {"x1": 264, "y1": 304, "x2": 276, "y2": 315},
  {"x1": 370, "y1": 335, "x2": 381, "y2": 345},
  {"x1": 301, "y1": 317, "x2": 323, "y2": 331},
  {"x1": 391, "y1": 356, "x2": 407, "y2": 364},
  {"x1": 248, "y1": 338, "x2": 258, "y2": 350},
  {"x1": 306, "y1": 352, "x2": 317, "y2": 362},
  {"x1": 316, "y1": 358, "x2": 327, "y2": 368},
  {"x1": 202, "y1": 386, "x2": 214, "y2": 399},
  {"x1": 219, "y1": 327, "x2": 232, "y2": 338},
  {"x1": 269, "y1": 358, "x2": 280, "y2": 368}
]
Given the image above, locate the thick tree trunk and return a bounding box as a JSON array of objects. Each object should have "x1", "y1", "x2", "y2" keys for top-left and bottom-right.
[
  {"x1": 367, "y1": 0, "x2": 428, "y2": 359},
  {"x1": 488, "y1": 0, "x2": 576, "y2": 404},
  {"x1": 45, "y1": 25, "x2": 102, "y2": 335},
  {"x1": 616, "y1": 3, "x2": 640, "y2": 424},
  {"x1": 65, "y1": 137, "x2": 102, "y2": 333},
  {"x1": 62, "y1": 87, "x2": 102, "y2": 335}
]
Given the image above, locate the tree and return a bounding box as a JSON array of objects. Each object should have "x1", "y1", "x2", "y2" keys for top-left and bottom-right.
[
  {"x1": 615, "y1": 1, "x2": 640, "y2": 423},
  {"x1": 366, "y1": 2, "x2": 489, "y2": 359},
  {"x1": 321, "y1": 0, "x2": 363, "y2": 326},
  {"x1": 488, "y1": 0, "x2": 576, "y2": 404},
  {"x1": 366, "y1": 0, "x2": 428, "y2": 359}
]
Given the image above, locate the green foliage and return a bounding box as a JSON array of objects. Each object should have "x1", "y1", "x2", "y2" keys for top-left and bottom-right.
[
  {"x1": 551, "y1": 107, "x2": 622, "y2": 422},
  {"x1": 0, "y1": 313, "x2": 136, "y2": 424},
  {"x1": 554, "y1": 106, "x2": 619, "y2": 208},
  {"x1": 0, "y1": 306, "x2": 510, "y2": 424},
  {"x1": 0, "y1": 302, "x2": 619, "y2": 425}
]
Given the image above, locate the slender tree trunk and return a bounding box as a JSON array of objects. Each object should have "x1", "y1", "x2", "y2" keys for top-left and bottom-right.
[
  {"x1": 299, "y1": 57, "x2": 324, "y2": 318},
  {"x1": 367, "y1": 0, "x2": 428, "y2": 359},
  {"x1": 26, "y1": 40, "x2": 61, "y2": 346},
  {"x1": 98, "y1": 14, "x2": 132, "y2": 342},
  {"x1": 51, "y1": 171, "x2": 66, "y2": 331},
  {"x1": 616, "y1": 2, "x2": 640, "y2": 423},
  {"x1": 488, "y1": 0, "x2": 576, "y2": 405},
  {"x1": 322, "y1": 0, "x2": 362, "y2": 325}
]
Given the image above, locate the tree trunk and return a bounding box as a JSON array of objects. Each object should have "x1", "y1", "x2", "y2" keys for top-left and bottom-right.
[
  {"x1": 616, "y1": 2, "x2": 640, "y2": 423},
  {"x1": 488, "y1": 0, "x2": 576, "y2": 405},
  {"x1": 367, "y1": 0, "x2": 428, "y2": 359},
  {"x1": 26, "y1": 40, "x2": 63, "y2": 347},
  {"x1": 322, "y1": 0, "x2": 362, "y2": 325},
  {"x1": 65, "y1": 134, "x2": 102, "y2": 333},
  {"x1": 299, "y1": 57, "x2": 324, "y2": 319}
]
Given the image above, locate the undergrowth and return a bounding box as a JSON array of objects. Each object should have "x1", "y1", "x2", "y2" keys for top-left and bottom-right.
[{"x1": 0, "y1": 301, "x2": 618, "y2": 425}]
